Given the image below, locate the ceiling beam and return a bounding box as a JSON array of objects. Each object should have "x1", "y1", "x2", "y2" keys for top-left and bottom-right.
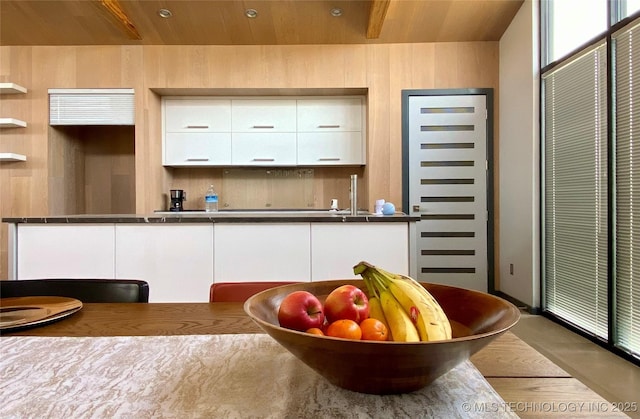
[
  {"x1": 100, "y1": 0, "x2": 142, "y2": 40},
  {"x1": 366, "y1": 0, "x2": 391, "y2": 39}
]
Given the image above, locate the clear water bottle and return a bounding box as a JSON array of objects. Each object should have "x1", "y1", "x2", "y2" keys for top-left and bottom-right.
[{"x1": 205, "y1": 184, "x2": 218, "y2": 212}]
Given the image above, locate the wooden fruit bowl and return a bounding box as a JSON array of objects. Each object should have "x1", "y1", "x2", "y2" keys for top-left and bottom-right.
[{"x1": 244, "y1": 279, "x2": 520, "y2": 395}]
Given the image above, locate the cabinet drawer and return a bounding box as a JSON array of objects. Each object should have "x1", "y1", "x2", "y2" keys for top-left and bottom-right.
[
  {"x1": 164, "y1": 99, "x2": 231, "y2": 132},
  {"x1": 297, "y1": 98, "x2": 362, "y2": 132},
  {"x1": 164, "y1": 133, "x2": 231, "y2": 166},
  {"x1": 232, "y1": 99, "x2": 296, "y2": 132},
  {"x1": 297, "y1": 132, "x2": 364, "y2": 165},
  {"x1": 232, "y1": 133, "x2": 297, "y2": 165}
]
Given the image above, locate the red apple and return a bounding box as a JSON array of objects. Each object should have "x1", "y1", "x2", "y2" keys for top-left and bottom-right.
[
  {"x1": 278, "y1": 291, "x2": 325, "y2": 331},
  {"x1": 323, "y1": 284, "x2": 370, "y2": 323}
]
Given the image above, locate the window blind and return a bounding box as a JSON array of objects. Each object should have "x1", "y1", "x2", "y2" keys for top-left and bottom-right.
[
  {"x1": 614, "y1": 21, "x2": 640, "y2": 357},
  {"x1": 48, "y1": 89, "x2": 135, "y2": 126},
  {"x1": 542, "y1": 41, "x2": 609, "y2": 339}
]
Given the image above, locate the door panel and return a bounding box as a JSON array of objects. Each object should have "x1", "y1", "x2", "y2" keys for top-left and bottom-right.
[{"x1": 405, "y1": 93, "x2": 489, "y2": 292}]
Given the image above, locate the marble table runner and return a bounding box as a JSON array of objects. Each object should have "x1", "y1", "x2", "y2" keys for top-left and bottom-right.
[{"x1": 0, "y1": 334, "x2": 517, "y2": 418}]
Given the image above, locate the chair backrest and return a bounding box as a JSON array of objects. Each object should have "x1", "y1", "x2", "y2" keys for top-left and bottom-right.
[
  {"x1": 0, "y1": 279, "x2": 150, "y2": 303},
  {"x1": 209, "y1": 281, "x2": 297, "y2": 303}
]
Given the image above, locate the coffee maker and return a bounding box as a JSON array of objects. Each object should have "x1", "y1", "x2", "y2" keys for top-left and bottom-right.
[{"x1": 170, "y1": 189, "x2": 186, "y2": 212}]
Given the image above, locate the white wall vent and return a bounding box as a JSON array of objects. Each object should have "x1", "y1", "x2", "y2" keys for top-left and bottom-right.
[{"x1": 49, "y1": 88, "x2": 135, "y2": 125}]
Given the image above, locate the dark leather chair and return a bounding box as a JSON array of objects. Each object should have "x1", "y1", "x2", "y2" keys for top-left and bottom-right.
[
  {"x1": 0, "y1": 279, "x2": 150, "y2": 303},
  {"x1": 209, "y1": 281, "x2": 297, "y2": 303}
]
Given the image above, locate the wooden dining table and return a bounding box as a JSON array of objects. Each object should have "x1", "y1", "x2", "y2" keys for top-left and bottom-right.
[{"x1": 1, "y1": 303, "x2": 628, "y2": 418}]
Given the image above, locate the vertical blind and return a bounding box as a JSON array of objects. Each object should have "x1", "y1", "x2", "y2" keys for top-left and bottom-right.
[
  {"x1": 543, "y1": 41, "x2": 609, "y2": 339},
  {"x1": 614, "y1": 22, "x2": 640, "y2": 357}
]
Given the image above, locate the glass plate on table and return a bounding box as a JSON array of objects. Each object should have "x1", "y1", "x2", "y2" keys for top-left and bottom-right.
[{"x1": 0, "y1": 296, "x2": 83, "y2": 332}]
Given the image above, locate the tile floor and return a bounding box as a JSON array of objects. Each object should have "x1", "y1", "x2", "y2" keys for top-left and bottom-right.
[{"x1": 510, "y1": 313, "x2": 640, "y2": 419}]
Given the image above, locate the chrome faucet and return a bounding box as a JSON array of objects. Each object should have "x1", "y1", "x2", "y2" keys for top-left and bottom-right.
[{"x1": 350, "y1": 174, "x2": 358, "y2": 215}]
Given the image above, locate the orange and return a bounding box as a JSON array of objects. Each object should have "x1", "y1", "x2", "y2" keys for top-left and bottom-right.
[
  {"x1": 360, "y1": 318, "x2": 389, "y2": 341},
  {"x1": 325, "y1": 319, "x2": 362, "y2": 340},
  {"x1": 306, "y1": 327, "x2": 325, "y2": 336}
]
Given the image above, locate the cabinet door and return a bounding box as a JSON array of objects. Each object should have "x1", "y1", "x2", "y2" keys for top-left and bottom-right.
[
  {"x1": 232, "y1": 99, "x2": 297, "y2": 132},
  {"x1": 297, "y1": 132, "x2": 364, "y2": 165},
  {"x1": 310, "y1": 223, "x2": 409, "y2": 280},
  {"x1": 164, "y1": 132, "x2": 232, "y2": 166},
  {"x1": 164, "y1": 99, "x2": 231, "y2": 133},
  {"x1": 214, "y1": 224, "x2": 311, "y2": 282},
  {"x1": 297, "y1": 98, "x2": 362, "y2": 132},
  {"x1": 232, "y1": 133, "x2": 297, "y2": 165},
  {"x1": 115, "y1": 225, "x2": 214, "y2": 302},
  {"x1": 17, "y1": 225, "x2": 115, "y2": 279}
]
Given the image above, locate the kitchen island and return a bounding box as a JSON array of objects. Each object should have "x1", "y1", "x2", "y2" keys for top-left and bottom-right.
[{"x1": 3, "y1": 212, "x2": 419, "y2": 302}]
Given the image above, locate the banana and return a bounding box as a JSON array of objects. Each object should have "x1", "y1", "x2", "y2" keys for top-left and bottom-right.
[
  {"x1": 396, "y1": 274, "x2": 452, "y2": 339},
  {"x1": 379, "y1": 290, "x2": 420, "y2": 342},
  {"x1": 368, "y1": 296, "x2": 393, "y2": 341},
  {"x1": 354, "y1": 260, "x2": 453, "y2": 342},
  {"x1": 388, "y1": 279, "x2": 451, "y2": 341}
]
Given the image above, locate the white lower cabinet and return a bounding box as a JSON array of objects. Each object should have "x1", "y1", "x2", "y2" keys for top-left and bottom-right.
[
  {"x1": 310, "y1": 223, "x2": 409, "y2": 280},
  {"x1": 214, "y1": 223, "x2": 311, "y2": 282},
  {"x1": 16, "y1": 224, "x2": 116, "y2": 279},
  {"x1": 115, "y1": 225, "x2": 214, "y2": 302},
  {"x1": 12, "y1": 222, "x2": 411, "y2": 301}
]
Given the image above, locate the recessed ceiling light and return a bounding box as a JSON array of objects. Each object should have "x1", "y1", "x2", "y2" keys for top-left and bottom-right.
[
  {"x1": 330, "y1": 8, "x2": 343, "y2": 17},
  {"x1": 157, "y1": 8, "x2": 172, "y2": 18},
  {"x1": 245, "y1": 8, "x2": 258, "y2": 18}
]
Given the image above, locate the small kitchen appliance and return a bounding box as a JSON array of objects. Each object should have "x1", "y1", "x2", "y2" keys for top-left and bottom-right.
[{"x1": 170, "y1": 189, "x2": 186, "y2": 212}]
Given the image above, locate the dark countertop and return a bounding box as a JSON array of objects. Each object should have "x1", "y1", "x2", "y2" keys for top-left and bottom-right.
[{"x1": 2, "y1": 211, "x2": 420, "y2": 224}]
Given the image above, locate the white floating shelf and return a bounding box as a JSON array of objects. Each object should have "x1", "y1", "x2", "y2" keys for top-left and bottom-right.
[
  {"x1": 0, "y1": 118, "x2": 27, "y2": 128},
  {"x1": 0, "y1": 153, "x2": 27, "y2": 162},
  {"x1": 0, "y1": 83, "x2": 27, "y2": 94}
]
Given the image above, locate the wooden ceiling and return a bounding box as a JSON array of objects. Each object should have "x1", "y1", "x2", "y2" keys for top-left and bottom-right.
[{"x1": 0, "y1": 0, "x2": 524, "y2": 46}]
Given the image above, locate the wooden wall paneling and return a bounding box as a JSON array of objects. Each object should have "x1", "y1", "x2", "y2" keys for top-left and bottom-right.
[
  {"x1": 0, "y1": 41, "x2": 501, "y2": 279},
  {"x1": 82, "y1": 126, "x2": 135, "y2": 215},
  {"x1": 365, "y1": 44, "x2": 392, "y2": 210},
  {"x1": 48, "y1": 126, "x2": 84, "y2": 215},
  {"x1": 109, "y1": 127, "x2": 136, "y2": 214},
  {"x1": 0, "y1": 46, "x2": 34, "y2": 280},
  {"x1": 136, "y1": 89, "x2": 167, "y2": 213}
]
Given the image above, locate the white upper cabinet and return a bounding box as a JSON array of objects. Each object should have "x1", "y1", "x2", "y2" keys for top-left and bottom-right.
[
  {"x1": 164, "y1": 132, "x2": 232, "y2": 166},
  {"x1": 297, "y1": 98, "x2": 362, "y2": 132},
  {"x1": 162, "y1": 96, "x2": 365, "y2": 167},
  {"x1": 297, "y1": 132, "x2": 364, "y2": 165},
  {"x1": 163, "y1": 98, "x2": 232, "y2": 166},
  {"x1": 231, "y1": 99, "x2": 297, "y2": 132},
  {"x1": 230, "y1": 99, "x2": 297, "y2": 165},
  {"x1": 164, "y1": 98, "x2": 231, "y2": 132},
  {"x1": 232, "y1": 133, "x2": 297, "y2": 166},
  {"x1": 297, "y1": 97, "x2": 365, "y2": 165}
]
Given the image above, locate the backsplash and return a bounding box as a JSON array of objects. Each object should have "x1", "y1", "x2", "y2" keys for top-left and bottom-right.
[{"x1": 221, "y1": 168, "x2": 315, "y2": 209}]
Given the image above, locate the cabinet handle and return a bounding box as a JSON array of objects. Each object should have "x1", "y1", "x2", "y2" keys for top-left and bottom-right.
[
  {"x1": 252, "y1": 125, "x2": 275, "y2": 129},
  {"x1": 186, "y1": 158, "x2": 210, "y2": 162},
  {"x1": 317, "y1": 125, "x2": 341, "y2": 128},
  {"x1": 186, "y1": 125, "x2": 209, "y2": 129},
  {"x1": 318, "y1": 158, "x2": 341, "y2": 161},
  {"x1": 252, "y1": 158, "x2": 275, "y2": 162}
]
